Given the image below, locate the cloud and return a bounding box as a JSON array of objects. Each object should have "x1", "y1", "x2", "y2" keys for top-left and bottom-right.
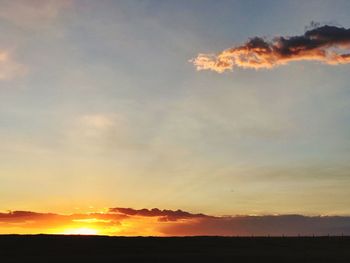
[
  {"x1": 191, "y1": 24, "x2": 350, "y2": 73},
  {"x1": 0, "y1": 0, "x2": 70, "y2": 30},
  {"x1": 68, "y1": 114, "x2": 124, "y2": 140},
  {"x1": 1, "y1": 207, "x2": 350, "y2": 236},
  {"x1": 161, "y1": 215, "x2": 350, "y2": 236},
  {"x1": 63, "y1": 113, "x2": 147, "y2": 153},
  {"x1": 0, "y1": 51, "x2": 25, "y2": 80},
  {"x1": 0, "y1": 210, "x2": 127, "y2": 231},
  {"x1": 109, "y1": 207, "x2": 208, "y2": 222},
  {"x1": 80, "y1": 114, "x2": 116, "y2": 131}
]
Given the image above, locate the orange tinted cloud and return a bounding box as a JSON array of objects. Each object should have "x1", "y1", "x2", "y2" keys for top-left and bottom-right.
[
  {"x1": 0, "y1": 210, "x2": 126, "y2": 230},
  {"x1": 1, "y1": 208, "x2": 350, "y2": 236},
  {"x1": 0, "y1": 208, "x2": 204, "y2": 236},
  {"x1": 191, "y1": 24, "x2": 350, "y2": 73}
]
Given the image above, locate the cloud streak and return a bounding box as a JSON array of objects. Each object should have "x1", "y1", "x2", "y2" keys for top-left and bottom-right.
[
  {"x1": 0, "y1": 51, "x2": 25, "y2": 80},
  {"x1": 191, "y1": 24, "x2": 350, "y2": 73},
  {"x1": 0, "y1": 0, "x2": 70, "y2": 30},
  {"x1": 109, "y1": 207, "x2": 208, "y2": 222}
]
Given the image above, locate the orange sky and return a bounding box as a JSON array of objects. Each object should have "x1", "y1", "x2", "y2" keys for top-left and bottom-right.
[
  {"x1": 1, "y1": 207, "x2": 350, "y2": 236},
  {"x1": 1, "y1": 1, "x2": 350, "y2": 235},
  {"x1": 0, "y1": 208, "x2": 207, "y2": 236}
]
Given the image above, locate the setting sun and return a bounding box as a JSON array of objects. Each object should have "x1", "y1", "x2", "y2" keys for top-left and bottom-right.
[{"x1": 60, "y1": 227, "x2": 99, "y2": 235}]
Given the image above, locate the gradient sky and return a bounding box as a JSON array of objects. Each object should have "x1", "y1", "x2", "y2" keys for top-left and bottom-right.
[{"x1": 1, "y1": 0, "x2": 350, "y2": 228}]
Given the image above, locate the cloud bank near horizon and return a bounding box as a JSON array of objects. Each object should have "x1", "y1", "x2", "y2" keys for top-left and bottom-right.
[
  {"x1": 191, "y1": 24, "x2": 350, "y2": 73},
  {"x1": 1, "y1": 207, "x2": 350, "y2": 236}
]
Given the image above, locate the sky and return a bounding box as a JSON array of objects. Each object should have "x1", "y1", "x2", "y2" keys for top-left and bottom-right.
[{"x1": 1, "y1": 0, "x2": 350, "y2": 236}]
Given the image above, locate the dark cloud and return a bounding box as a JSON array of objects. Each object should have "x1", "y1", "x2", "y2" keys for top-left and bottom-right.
[
  {"x1": 161, "y1": 215, "x2": 350, "y2": 236},
  {"x1": 191, "y1": 24, "x2": 350, "y2": 72},
  {"x1": 109, "y1": 207, "x2": 208, "y2": 222},
  {"x1": 0, "y1": 210, "x2": 126, "y2": 228},
  {"x1": 0, "y1": 211, "x2": 60, "y2": 223}
]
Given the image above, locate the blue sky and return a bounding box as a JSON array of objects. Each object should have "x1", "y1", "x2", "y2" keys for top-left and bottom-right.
[{"x1": 0, "y1": 0, "x2": 350, "y2": 216}]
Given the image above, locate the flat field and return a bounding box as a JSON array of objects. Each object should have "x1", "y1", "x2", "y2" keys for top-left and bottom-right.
[{"x1": 0, "y1": 235, "x2": 349, "y2": 262}]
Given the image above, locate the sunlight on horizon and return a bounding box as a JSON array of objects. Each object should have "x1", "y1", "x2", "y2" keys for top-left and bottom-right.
[{"x1": 58, "y1": 227, "x2": 100, "y2": 235}]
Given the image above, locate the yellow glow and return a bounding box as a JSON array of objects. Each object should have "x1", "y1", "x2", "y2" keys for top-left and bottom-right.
[
  {"x1": 59, "y1": 227, "x2": 99, "y2": 235},
  {"x1": 72, "y1": 218, "x2": 111, "y2": 223},
  {"x1": 0, "y1": 210, "x2": 176, "y2": 236}
]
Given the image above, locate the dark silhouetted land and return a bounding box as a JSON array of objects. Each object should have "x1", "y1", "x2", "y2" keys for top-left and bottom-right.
[{"x1": 1, "y1": 235, "x2": 349, "y2": 262}]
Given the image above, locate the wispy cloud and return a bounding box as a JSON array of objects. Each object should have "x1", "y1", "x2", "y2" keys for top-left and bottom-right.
[
  {"x1": 0, "y1": 51, "x2": 25, "y2": 80},
  {"x1": 80, "y1": 114, "x2": 117, "y2": 134},
  {"x1": 0, "y1": 0, "x2": 70, "y2": 30},
  {"x1": 191, "y1": 24, "x2": 350, "y2": 73}
]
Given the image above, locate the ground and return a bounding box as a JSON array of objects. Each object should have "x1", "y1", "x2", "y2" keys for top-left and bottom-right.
[{"x1": 0, "y1": 235, "x2": 349, "y2": 262}]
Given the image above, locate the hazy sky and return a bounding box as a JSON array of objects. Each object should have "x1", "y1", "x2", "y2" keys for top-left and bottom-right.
[{"x1": 1, "y1": 0, "x2": 350, "y2": 218}]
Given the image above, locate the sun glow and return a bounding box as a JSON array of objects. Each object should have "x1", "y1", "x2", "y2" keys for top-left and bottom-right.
[{"x1": 60, "y1": 227, "x2": 99, "y2": 235}]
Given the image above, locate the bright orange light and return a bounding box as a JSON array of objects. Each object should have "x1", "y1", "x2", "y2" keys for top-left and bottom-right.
[
  {"x1": 0, "y1": 211, "x2": 175, "y2": 236},
  {"x1": 59, "y1": 227, "x2": 99, "y2": 235}
]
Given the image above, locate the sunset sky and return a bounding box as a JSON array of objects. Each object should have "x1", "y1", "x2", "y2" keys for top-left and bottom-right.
[{"x1": 1, "y1": 0, "x2": 350, "y2": 236}]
